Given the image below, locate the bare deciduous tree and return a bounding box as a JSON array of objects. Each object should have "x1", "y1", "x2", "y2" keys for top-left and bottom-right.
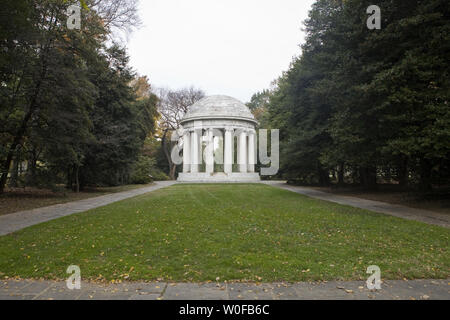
[
  {"x1": 155, "y1": 87, "x2": 205, "y2": 179},
  {"x1": 89, "y1": 0, "x2": 141, "y2": 35}
]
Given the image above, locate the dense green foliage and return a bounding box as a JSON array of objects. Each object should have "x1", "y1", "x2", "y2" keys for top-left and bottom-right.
[
  {"x1": 256, "y1": 0, "x2": 449, "y2": 190},
  {"x1": 0, "y1": 0, "x2": 158, "y2": 192},
  {"x1": 0, "y1": 184, "x2": 448, "y2": 281}
]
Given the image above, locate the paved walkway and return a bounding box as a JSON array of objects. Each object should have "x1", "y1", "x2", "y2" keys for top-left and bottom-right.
[
  {"x1": 0, "y1": 181, "x2": 176, "y2": 236},
  {"x1": 1, "y1": 279, "x2": 448, "y2": 300},
  {"x1": 264, "y1": 181, "x2": 450, "y2": 228}
]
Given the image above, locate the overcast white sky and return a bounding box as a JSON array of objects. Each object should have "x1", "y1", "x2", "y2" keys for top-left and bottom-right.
[{"x1": 127, "y1": 0, "x2": 315, "y2": 102}]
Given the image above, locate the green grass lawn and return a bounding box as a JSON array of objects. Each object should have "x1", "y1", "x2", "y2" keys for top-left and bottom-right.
[{"x1": 0, "y1": 184, "x2": 448, "y2": 282}]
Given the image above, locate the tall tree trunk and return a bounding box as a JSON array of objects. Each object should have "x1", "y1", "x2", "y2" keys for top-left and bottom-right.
[
  {"x1": 67, "y1": 166, "x2": 73, "y2": 190},
  {"x1": 317, "y1": 163, "x2": 330, "y2": 187},
  {"x1": 398, "y1": 157, "x2": 409, "y2": 187},
  {"x1": 74, "y1": 165, "x2": 80, "y2": 193},
  {"x1": 162, "y1": 129, "x2": 176, "y2": 180},
  {"x1": 350, "y1": 166, "x2": 359, "y2": 184},
  {"x1": 0, "y1": 106, "x2": 35, "y2": 193},
  {"x1": 359, "y1": 166, "x2": 377, "y2": 189},
  {"x1": 79, "y1": 169, "x2": 86, "y2": 192},
  {"x1": 9, "y1": 159, "x2": 20, "y2": 188},
  {"x1": 169, "y1": 164, "x2": 177, "y2": 180},
  {"x1": 27, "y1": 148, "x2": 38, "y2": 187},
  {"x1": 419, "y1": 158, "x2": 433, "y2": 192},
  {"x1": 338, "y1": 162, "x2": 345, "y2": 186},
  {"x1": 0, "y1": 10, "x2": 57, "y2": 194}
]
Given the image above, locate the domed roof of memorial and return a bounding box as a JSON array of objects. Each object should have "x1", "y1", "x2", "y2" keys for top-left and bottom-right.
[{"x1": 181, "y1": 95, "x2": 257, "y2": 124}]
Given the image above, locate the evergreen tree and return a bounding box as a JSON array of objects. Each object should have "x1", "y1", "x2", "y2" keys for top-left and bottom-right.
[{"x1": 263, "y1": 0, "x2": 450, "y2": 190}]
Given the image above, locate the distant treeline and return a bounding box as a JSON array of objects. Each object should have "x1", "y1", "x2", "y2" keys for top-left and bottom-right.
[
  {"x1": 250, "y1": 0, "x2": 450, "y2": 190},
  {"x1": 0, "y1": 0, "x2": 160, "y2": 193}
]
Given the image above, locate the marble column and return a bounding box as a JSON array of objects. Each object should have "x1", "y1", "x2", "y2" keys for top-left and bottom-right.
[
  {"x1": 190, "y1": 129, "x2": 199, "y2": 173},
  {"x1": 183, "y1": 130, "x2": 191, "y2": 173},
  {"x1": 224, "y1": 128, "x2": 233, "y2": 174},
  {"x1": 205, "y1": 128, "x2": 214, "y2": 174},
  {"x1": 239, "y1": 130, "x2": 247, "y2": 173},
  {"x1": 198, "y1": 130, "x2": 203, "y2": 170},
  {"x1": 247, "y1": 130, "x2": 255, "y2": 173}
]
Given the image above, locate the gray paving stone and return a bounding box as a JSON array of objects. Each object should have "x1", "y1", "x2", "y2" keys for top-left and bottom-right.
[
  {"x1": 228, "y1": 283, "x2": 275, "y2": 300},
  {"x1": 76, "y1": 286, "x2": 134, "y2": 301},
  {"x1": 107, "y1": 281, "x2": 167, "y2": 295},
  {"x1": 0, "y1": 293, "x2": 36, "y2": 300},
  {"x1": 292, "y1": 282, "x2": 355, "y2": 300},
  {"x1": 290, "y1": 281, "x2": 397, "y2": 300},
  {"x1": 0, "y1": 294, "x2": 22, "y2": 300},
  {"x1": 11, "y1": 281, "x2": 52, "y2": 295},
  {"x1": 1, "y1": 279, "x2": 449, "y2": 300},
  {"x1": 163, "y1": 283, "x2": 229, "y2": 300},
  {"x1": 0, "y1": 280, "x2": 34, "y2": 292},
  {"x1": 35, "y1": 292, "x2": 81, "y2": 300},
  {"x1": 78, "y1": 293, "x2": 134, "y2": 300},
  {"x1": 270, "y1": 283, "x2": 302, "y2": 300},
  {"x1": 129, "y1": 293, "x2": 161, "y2": 300},
  {"x1": 33, "y1": 282, "x2": 82, "y2": 300},
  {"x1": 382, "y1": 279, "x2": 450, "y2": 300}
]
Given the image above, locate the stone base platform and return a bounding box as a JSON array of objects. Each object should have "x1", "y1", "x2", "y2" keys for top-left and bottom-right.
[{"x1": 178, "y1": 172, "x2": 261, "y2": 183}]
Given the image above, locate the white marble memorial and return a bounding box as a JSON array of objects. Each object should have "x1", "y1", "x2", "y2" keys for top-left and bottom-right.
[{"x1": 177, "y1": 95, "x2": 261, "y2": 183}]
